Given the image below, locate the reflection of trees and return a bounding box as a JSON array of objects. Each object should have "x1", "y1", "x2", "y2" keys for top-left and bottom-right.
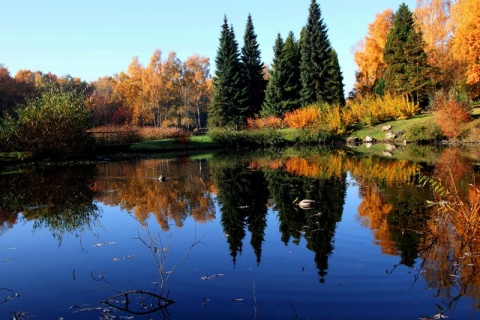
[
  {"x1": 94, "y1": 158, "x2": 215, "y2": 230},
  {"x1": 420, "y1": 181, "x2": 480, "y2": 318},
  {"x1": 265, "y1": 168, "x2": 346, "y2": 282},
  {"x1": 210, "y1": 155, "x2": 269, "y2": 265},
  {"x1": 0, "y1": 166, "x2": 100, "y2": 241}
]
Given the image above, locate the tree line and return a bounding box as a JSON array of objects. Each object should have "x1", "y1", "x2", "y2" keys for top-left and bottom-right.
[
  {"x1": 353, "y1": 0, "x2": 480, "y2": 106},
  {"x1": 208, "y1": 0, "x2": 345, "y2": 128},
  {"x1": 1, "y1": 0, "x2": 479, "y2": 135}
]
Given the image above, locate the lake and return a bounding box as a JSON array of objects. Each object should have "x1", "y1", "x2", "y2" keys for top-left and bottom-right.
[{"x1": 0, "y1": 146, "x2": 479, "y2": 319}]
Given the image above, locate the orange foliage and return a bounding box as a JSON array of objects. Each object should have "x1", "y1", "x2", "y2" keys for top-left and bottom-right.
[
  {"x1": 357, "y1": 184, "x2": 396, "y2": 255},
  {"x1": 283, "y1": 106, "x2": 322, "y2": 129},
  {"x1": 435, "y1": 147, "x2": 471, "y2": 187},
  {"x1": 451, "y1": 0, "x2": 480, "y2": 90},
  {"x1": 434, "y1": 93, "x2": 472, "y2": 139},
  {"x1": 246, "y1": 116, "x2": 283, "y2": 129},
  {"x1": 353, "y1": 9, "x2": 394, "y2": 95},
  {"x1": 415, "y1": 0, "x2": 459, "y2": 90}
]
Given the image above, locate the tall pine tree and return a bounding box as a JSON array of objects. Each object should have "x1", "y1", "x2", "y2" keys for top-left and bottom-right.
[
  {"x1": 383, "y1": 3, "x2": 432, "y2": 107},
  {"x1": 241, "y1": 14, "x2": 267, "y2": 119},
  {"x1": 261, "y1": 34, "x2": 285, "y2": 117},
  {"x1": 208, "y1": 16, "x2": 246, "y2": 128},
  {"x1": 280, "y1": 31, "x2": 302, "y2": 111},
  {"x1": 326, "y1": 49, "x2": 346, "y2": 106},
  {"x1": 300, "y1": 0, "x2": 335, "y2": 105}
]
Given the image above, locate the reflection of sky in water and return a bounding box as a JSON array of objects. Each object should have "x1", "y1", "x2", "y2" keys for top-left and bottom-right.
[{"x1": 0, "y1": 159, "x2": 477, "y2": 319}]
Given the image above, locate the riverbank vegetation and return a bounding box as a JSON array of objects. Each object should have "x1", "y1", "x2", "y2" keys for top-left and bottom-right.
[{"x1": 1, "y1": 0, "x2": 480, "y2": 164}]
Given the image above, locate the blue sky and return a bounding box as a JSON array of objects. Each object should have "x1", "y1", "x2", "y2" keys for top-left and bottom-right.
[{"x1": 1, "y1": 0, "x2": 416, "y2": 95}]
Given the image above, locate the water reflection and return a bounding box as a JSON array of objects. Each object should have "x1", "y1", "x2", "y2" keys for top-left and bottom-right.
[
  {"x1": 1, "y1": 146, "x2": 480, "y2": 318},
  {"x1": 93, "y1": 158, "x2": 216, "y2": 229},
  {"x1": 0, "y1": 166, "x2": 100, "y2": 241}
]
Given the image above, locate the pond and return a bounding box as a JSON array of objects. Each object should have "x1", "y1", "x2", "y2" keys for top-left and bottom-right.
[{"x1": 0, "y1": 146, "x2": 479, "y2": 319}]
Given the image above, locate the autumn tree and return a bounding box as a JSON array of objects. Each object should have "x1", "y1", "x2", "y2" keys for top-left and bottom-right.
[
  {"x1": 143, "y1": 49, "x2": 164, "y2": 127},
  {"x1": 300, "y1": 0, "x2": 341, "y2": 105},
  {"x1": 0, "y1": 66, "x2": 21, "y2": 116},
  {"x1": 160, "y1": 52, "x2": 183, "y2": 127},
  {"x1": 451, "y1": 0, "x2": 480, "y2": 98},
  {"x1": 180, "y1": 55, "x2": 211, "y2": 129},
  {"x1": 383, "y1": 3, "x2": 432, "y2": 107},
  {"x1": 88, "y1": 76, "x2": 121, "y2": 125},
  {"x1": 414, "y1": 0, "x2": 460, "y2": 92},
  {"x1": 353, "y1": 9, "x2": 394, "y2": 96},
  {"x1": 241, "y1": 14, "x2": 266, "y2": 119},
  {"x1": 209, "y1": 16, "x2": 246, "y2": 128},
  {"x1": 114, "y1": 57, "x2": 148, "y2": 125}
]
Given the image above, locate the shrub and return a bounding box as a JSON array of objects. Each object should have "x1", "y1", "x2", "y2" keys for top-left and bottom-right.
[
  {"x1": 433, "y1": 92, "x2": 472, "y2": 140},
  {"x1": 406, "y1": 123, "x2": 445, "y2": 142},
  {"x1": 246, "y1": 116, "x2": 283, "y2": 130},
  {"x1": 0, "y1": 86, "x2": 94, "y2": 159},
  {"x1": 283, "y1": 106, "x2": 322, "y2": 129},
  {"x1": 209, "y1": 128, "x2": 283, "y2": 147}
]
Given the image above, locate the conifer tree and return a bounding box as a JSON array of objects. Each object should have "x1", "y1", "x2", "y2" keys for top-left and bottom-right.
[
  {"x1": 261, "y1": 34, "x2": 285, "y2": 117},
  {"x1": 208, "y1": 16, "x2": 246, "y2": 128},
  {"x1": 383, "y1": 4, "x2": 432, "y2": 106},
  {"x1": 326, "y1": 49, "x2": 346, "y2": 106},
  {"x1": 280, "y1": 31, "x2": 302, "y2": 111},
  {"x1": 241, "y1": 14, "x2": 267, "y2": 119},
  {"x1": 300, "y1": 0, "x2": 335, "y2": 105}
]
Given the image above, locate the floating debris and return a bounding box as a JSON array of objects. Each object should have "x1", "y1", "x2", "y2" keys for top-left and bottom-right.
[
  {"x1": 92, "y1": 242, "x2": 115, "y2": 247},
  {"x1": 112, "y1": 257, "x2": 119, "y2": 262},
  {"x1": 2, "y1": 258, "x2": 15, "y2": 263},
  {"x1": 232, "y1": 298, "x2": 245, "y2": 302},
  {"x1": 200, "y1": 273, "x2": 224, "y2": 280},
  {"x1": 123, "y1": 255, "x2": 135, "y2": 260},
  {"x1": 3, "y1": 246, "x2": 16, "y2": 250}
]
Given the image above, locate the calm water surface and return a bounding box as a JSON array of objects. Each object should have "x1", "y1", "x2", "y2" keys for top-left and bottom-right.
[{"x1": 0, "y1": 148, "x2": 479, "y2": 319}]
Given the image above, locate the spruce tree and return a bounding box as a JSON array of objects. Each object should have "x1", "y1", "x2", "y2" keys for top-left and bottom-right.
[
  {"x1": 300, "y1": 0, "x2": 334, "y2": 105},
  {"x1": 280, "y1": 31, "x2": 302, "y2": 112},
  {"x1": 241, "y1": 14, "x2": 267, "y2": 119},
  {"x1": 208, "y1": 16, "x2": 246, "y2": 128},
  {"x1": 383, "y1": 3, "x2": 432, "y2": 106},
  {"x1": 261, "y1": 34, "x2": 285, "y2": 117},
  {"x1": 326, "y1": 49, "x2": 346, "y2": 106}
]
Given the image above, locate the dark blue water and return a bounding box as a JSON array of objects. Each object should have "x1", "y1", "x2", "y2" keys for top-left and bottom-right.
[{"x1": 0, "y1": 151, "x2": 478, "y2": 319}]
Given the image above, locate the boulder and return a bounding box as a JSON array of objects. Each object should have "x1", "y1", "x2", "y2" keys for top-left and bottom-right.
[
  {"x1": 364, "y1": 136, "x2": 375, "y2": 142},
  {"x1": 381, "y1": 125, "x2": 392, "y2": 131},
  {"x1": 386, "y1": 132, "x2": 396, "y2": 139},
  {"x1": 346, "y1": 136, "x2": 360, "y2": 146}
]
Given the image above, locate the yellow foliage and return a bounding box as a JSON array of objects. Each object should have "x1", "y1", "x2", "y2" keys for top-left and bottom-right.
[
  {"x1": 345, "y1": 93, "x2": 420, "y2": 126},
  {"x1": 283, "y1": 105, "x2": 322, "y2": 129}
]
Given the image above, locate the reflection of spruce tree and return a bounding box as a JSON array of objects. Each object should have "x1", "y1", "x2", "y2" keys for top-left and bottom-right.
[
  {"x1": 0, "y1": 166, "x2": 100, "y2": 242},
  {"x1": 211, "y1": 156, "x2": 269, "y2": 266},
  {"x1": 305, "y1": 175, "x2": 347, "y2": 283},
  {"x1": 264, "y1": 169, "x2": 304, "y2": 245},
  {"x1": 265, "y1": 170, "x2": 347, "y2": 283},
  {"x1": 383, "y1": 182, "x2": 432, "y2": 267}
]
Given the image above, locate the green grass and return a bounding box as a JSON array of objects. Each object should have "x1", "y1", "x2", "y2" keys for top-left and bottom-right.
[
  {"x1": 129, "y1": 135, "x2": 220, "y2": 152},
  {"x1": 347, "y1": 113, "x2": 436, "y2": 141}
]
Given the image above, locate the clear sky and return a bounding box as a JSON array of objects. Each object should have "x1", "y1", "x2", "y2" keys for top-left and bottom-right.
[{"x1": 1, "y1": 0, "x2": 416, "y2": 95}]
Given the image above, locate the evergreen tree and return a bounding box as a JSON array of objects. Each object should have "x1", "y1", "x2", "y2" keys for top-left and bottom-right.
[
  {"x1": 261, "y1": 34, "x2": 285, "y2": 117},
  {"x1": 280, "y1": 31, "x2": 302, "y2": 111},
  {"x1": 326, "y1": 49, "x2": 346, "y2": 106},
  {"x1": 208, "y1": 16, "x2": 246, "y2": 128},
  {"x1": 241, "y1": 14, "x2": 267, "y2": 119},
  {"x1": 300, "y1": 0, "x2": 334, "y2": 105},
  {"x1": 383, "y1": 4, "x2": 432, "y2": 107}
]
